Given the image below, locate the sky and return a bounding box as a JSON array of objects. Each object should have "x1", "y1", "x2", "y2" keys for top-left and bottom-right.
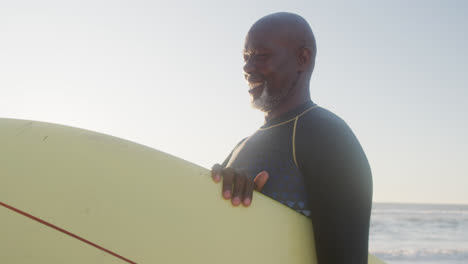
[{"x1": 1, "y1": 0, "x2": 467, "y2": 204}]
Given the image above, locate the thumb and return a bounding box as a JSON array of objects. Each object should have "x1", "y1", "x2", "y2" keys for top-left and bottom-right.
[{"x1": 253, "y1": 171, "x2": 269, "y2": 191}]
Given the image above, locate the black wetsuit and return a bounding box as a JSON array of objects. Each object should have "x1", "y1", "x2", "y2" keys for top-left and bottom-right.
[{"x1": 221, "y1": 101, "x2": 373, "y2": 264}]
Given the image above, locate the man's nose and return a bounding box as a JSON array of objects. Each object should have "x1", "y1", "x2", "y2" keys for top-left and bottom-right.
[{"x1": 243, "y1": 59, "x2": 255, "y2": 76}]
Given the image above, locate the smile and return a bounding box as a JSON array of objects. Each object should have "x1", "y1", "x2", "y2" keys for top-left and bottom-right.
[{"x1": 248, "y1": 81, "x2": 265, "y2": 94}]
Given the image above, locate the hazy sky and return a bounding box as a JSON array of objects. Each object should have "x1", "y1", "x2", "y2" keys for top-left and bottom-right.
[{"x1": 1, "y1": 0, "x2": 467, "y2": 204}]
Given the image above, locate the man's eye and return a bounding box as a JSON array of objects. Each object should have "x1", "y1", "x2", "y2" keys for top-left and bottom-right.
[{"x1": 256, "y1": 54, "x2": 269, "y2": 60}]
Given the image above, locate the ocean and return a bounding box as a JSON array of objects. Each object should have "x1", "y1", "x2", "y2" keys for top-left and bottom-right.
[{"x1": 369, "y1": 203, "x2": 468, "y2": 264}]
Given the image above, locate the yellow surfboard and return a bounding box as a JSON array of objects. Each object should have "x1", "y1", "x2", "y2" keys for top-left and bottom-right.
[{"x1": 0, "y1": 118, "x2": 384, "y2": 263}]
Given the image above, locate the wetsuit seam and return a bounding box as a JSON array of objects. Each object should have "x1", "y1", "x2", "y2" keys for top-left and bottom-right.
[
  {"x1": 258, "y1": 105, "x2": 319, "y2": 131},
  {"x1": 292, "y1": 117, "x2": 299, "y2": 168}
]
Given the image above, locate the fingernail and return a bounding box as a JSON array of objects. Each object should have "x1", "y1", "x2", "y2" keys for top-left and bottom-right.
[
  {"x1": 243, "y1": 198, "x2": 251, "y2": 206},
  {"x1": 223, "y1": 190, "x2": 231, "y2": 199},
  {"x1": 232, "y1": 197, "x2": 241, "y2": 206},
  {"x1": 213, "y1": 175, "x2": 220, "y2": 182}
]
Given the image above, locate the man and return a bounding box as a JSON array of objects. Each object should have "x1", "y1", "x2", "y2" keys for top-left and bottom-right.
[{"x1": 211, "y1": 12, "x2": 372, "y2": 263}]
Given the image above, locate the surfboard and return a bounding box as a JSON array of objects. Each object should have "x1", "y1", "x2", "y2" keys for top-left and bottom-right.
[{"x1": 0, "y1": 118, "x2": 385, "y2": 264}]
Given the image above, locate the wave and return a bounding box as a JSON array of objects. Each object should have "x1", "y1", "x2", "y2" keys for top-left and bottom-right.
[{"x1": 371, "y1": 248, "x2": 468, "y2": 261}]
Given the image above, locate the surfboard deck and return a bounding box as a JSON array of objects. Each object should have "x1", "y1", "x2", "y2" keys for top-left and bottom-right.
[{"x1": 0, "y1": 118, "x2": 384, "y2": 263}]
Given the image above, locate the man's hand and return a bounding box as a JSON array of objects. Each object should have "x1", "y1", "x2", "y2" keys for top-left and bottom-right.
[{"x1": 211, "y1": 164, "x2": 269, "y2": 207}]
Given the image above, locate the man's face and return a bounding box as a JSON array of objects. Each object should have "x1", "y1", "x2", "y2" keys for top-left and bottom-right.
[{"x1": 243, "y1": 28, "x2": 298, "y2": 112}]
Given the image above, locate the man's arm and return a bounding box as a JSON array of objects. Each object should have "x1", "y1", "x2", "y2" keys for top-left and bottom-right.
[{"x1": 296, "y1": 112, "x2": 373, "y2": 264}]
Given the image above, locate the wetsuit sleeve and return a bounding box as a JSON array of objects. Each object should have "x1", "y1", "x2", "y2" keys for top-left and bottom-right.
[
  {"x1": 296, "y1": 114, "x2": 373, "y2": 264},
  {"x1": 221, "y1": 138, "x2": 248, "y2": 168}
]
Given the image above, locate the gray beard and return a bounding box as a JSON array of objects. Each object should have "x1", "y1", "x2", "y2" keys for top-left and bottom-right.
[{"x1": 250, "y1": 82, "x2": 291, "y2": 112}]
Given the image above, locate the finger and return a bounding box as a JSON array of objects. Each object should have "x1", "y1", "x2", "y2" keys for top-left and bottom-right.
[
  {"x1": 211, "y1": 163, "x2": 223, "y2": 183},
  {"x1": 254, "y1": 171, "x2": 269, "y2": 191},
  {"x1": 232, "y1": 171, "x2": 247, "y2": 207},
  {"x1": 221, "y1": 167, "x2": 235, "y2": 199},
  {"x1": 242, "y1": 177, "x2": 254, "y2": 207}
]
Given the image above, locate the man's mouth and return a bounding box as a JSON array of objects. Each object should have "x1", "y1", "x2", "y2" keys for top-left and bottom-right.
[{"x1": 248, "y1": 81, "x2": 265, "y2": 94}]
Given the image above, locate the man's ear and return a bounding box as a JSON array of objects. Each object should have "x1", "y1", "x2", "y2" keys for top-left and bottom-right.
[{"x1": 297, "y1": 47, "x2": 312, "y2": 72}]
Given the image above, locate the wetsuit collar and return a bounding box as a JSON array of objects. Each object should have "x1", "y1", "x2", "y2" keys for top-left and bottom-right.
[{"x1": 261, "y1": 100, "x2": 316, "y2": 129}]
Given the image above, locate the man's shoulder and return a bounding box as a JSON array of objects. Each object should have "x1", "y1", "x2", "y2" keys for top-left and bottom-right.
[
  {"x1": 296, "y1": 105, "x2": 367, "y2": 166},
  {"x1": 300, "y1": 106, "x2": 350, "y2": 133}
]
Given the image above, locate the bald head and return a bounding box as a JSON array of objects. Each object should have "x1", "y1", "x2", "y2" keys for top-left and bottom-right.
[{"x1": 248, "y1": 12, "x2": 317, "y2": 70}]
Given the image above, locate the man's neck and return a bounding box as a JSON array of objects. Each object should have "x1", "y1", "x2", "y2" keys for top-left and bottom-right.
[{"x1": 264, "y1": 86, "x2": 311, "y2": 122}]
